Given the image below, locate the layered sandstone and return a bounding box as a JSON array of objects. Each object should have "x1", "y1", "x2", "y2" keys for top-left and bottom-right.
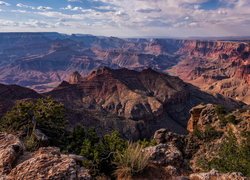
[{"x1": 46, "y1": 67, "x2": 242, "y2": 139}]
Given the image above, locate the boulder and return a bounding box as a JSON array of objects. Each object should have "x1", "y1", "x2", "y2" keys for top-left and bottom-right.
[
  {"x1": 154, "y1": 128, "x2": 168, "y2": 144},
  {"x1": 0, "y1": 133, "x2": 24, "y2": 174},
  {"x1": 7, "y1": 147, "x2": 91, "y2": 180},
  {"x1": 145, "y1": 143, "x2": 183, "y2": 168},
  {"x1": 189, "y1": 169, "x2": 248, "y2": 180}
]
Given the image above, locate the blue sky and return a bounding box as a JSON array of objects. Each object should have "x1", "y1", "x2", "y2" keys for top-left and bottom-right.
[{"x1": 0, "y1": 0, "x2": 249, "y2": 37}]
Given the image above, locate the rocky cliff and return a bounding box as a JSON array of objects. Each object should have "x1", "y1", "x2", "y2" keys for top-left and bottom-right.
[
  {"x1": 170, "y1": 40, "x2": 250, "y2": 104},
  {"x1": 0, "y1": 33, "x2": 249, "y2": 105},
  {"x1": 140, "y1": 104, "x2": 249, "y2": 179},
  {"x1": 46, "y1": 67, "x2": 243, "y2": 139}
]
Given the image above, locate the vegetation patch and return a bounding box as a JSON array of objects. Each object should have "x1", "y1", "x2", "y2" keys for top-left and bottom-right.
[
  {"x1": 197, "y1": 131, "x2": 250, "y2": 176},
  {"x1": 113, "y1": 142, "x2": 151, "y2": 179}
]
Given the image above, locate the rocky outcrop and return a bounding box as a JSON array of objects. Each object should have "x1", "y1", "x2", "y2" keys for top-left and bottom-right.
[
  {"x1": 144, "y1": 128, "x2": 188, "y2": 177},
  {"x1": 46, "y1": 67, "x2": 242, "y2": 138},
  {"x1": 189, "y1": 169, "x2": 247, "y2": 180},
  {"x1": 0, "y1": 133, "x2": 24, "y2": 174},
  {"x1": 144, "y1": 105, "x2": 250, "y2": 179},
  {"x1": 68, "y1": 71, "x2": 83, "y2": 84},
  {"x1": 170, "y1": 41, "x2": 250, "y2": 104},
  {"x1": 7, "y1": 147, "x2": 91, "y2": 180},
  {"x1": 0, "y1": 133, "x2": 91, "y2": 180},
  {"x1": 187, "y1": 104, "x2": 219, "y2": 133}
]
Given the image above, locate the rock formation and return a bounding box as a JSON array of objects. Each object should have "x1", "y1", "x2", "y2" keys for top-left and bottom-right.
[
  {"x1": 170, "y1": 41, "x2": 250, "y2": 104},
  {"x1": 46, "y1": 67, "x2": 242, "y2": 139},
  {"x1": 143, "y1": 104, "x2": 249, "y2": 179},
  {"x1": 1, "y1": 32, "x2": 248, "y2": 104},
  {"x1": 0, "y1": 133, "x2": 91, "y2": 180},
  {"x1": 189, "y1": 169, "x2": 247, "y2": 180},
  {"x1": 0, "y1": 133, "x2": 24, "y2": 174}
]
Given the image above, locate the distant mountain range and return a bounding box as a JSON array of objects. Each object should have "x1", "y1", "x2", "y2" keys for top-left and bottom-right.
[{"x1": 0, "y1": 32, "x2": 249, "y2": 104}]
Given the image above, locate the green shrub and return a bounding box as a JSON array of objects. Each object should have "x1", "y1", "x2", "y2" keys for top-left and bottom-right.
[
  {"x1": 198, "y1": 131, "x2": 250, "y2": 176},
  {"x1": 25, "y1": 134, "x2": 39, "y2": 151},
  {"x1": 220, "y1": 114, "x2": 240, "y2": 126},
  {"x1": 0, "y1": 97, "x2": 66, "y2": 149},
  {"x1": 138, "y1": 138, "x2": 157, "y2": 148},
  {"x1": 193, "y1": 125, "x2": 222, "y2": 141},
  {"x1": 193, "y1": 127, "x2": 203, "y2": 139},
  {"x1": 215, "y1": 105, "x2": 227, "y2": 115},
  {"x1": 113, "y1": 143, "x2": 150, "y2": 179},
  {"x1": 80, "y1": 130, "x2": 127, "y2": 176},
  {"x1": 64, "y1": 126, "x2": 86, "y2": 154}
]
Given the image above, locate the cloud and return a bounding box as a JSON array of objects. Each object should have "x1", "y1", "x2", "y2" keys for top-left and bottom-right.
[
  {"x1": 1, "y1": 0, "x2": 249, "y2": 37},
  {"x1": 16, "y1": 3, "x2": 52, "y2": 11},
  {"x1": 62, "y1": 5, "x2": 83, "y2": 11},
  {"x1": 37, "y1": 6, "x2": 53, "y2": 11},
  {"x1": 136, "y1": 8, "x2": 162, "y2": 13},
  {"x1": 17, "y1": 3, "x2": 35, "y2": 9},
  {"x1": 0, "y1": 1, "x2": 10, "y2": 6}
]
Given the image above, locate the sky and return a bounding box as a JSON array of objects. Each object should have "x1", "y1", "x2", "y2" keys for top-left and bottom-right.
[{"x1": 0, "y1": 0, "x2": 249, "y2": 37}]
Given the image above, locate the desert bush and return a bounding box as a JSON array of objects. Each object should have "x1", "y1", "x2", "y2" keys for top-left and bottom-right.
[
  {"x1": 113, "y1": 143, "x2": 150, "y2": 179},
  {"x1": 0, "y1": 97, "x2": 66, "y2": 149},
  {"x1": 193, "y1": 125, "x2": 222, "y2": 141},
  {"x1": 198, "y1": 131, "x2": 250, "y2": 176},
  {"x1": 220, "y1": 114, "x2": 239, "y2": 126},
  {"x1": 215, "y1": 105, "x2": 227, "y2": 115},
  {"x1": 64, "y1": 126, "x2": 86, "y2": 154},
  {"x1": 80, "y1": 130, "x2": 127, "y2": 176},
  {"x1": 138, "y1": 138, "x2": 157, "y2": 148}
]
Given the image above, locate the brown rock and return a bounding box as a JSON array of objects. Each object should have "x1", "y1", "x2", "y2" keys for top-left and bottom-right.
[
  {"x1": 0, "y1": 133, "x2": 24, "y2": 174},
  {"x1": 189, "y1": 169, "x2": 247, "y2": 180},
  {"x1": 7, "y1": 147, "x2": 91, "y2": 180},
  {"x1": 145, "y1": 143, "x2": 183, "y2": 168},
  {"x1": 68, "y1": 71, "x2": 83, "y2": 84},
  {"x1": 154, "y1": 128, "x2": 168, "y2": 144}
]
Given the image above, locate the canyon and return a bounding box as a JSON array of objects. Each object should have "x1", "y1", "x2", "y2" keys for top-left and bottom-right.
[
  {"x1": 0, "y1": 33, "x2": 249, "y2": 104},
  {"x1": 0, "y1": 67, "x2": 243, "y2": 140},
  {"x1": 0, "y1": 33, "x2": 249, "y2": 179}
]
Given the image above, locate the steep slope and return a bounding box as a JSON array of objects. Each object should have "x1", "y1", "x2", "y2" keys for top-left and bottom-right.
[
  {"x1": 46, "y1": 67, "x2": 243, "y2": 138},
  {"x1": 0, "y1": 84, "x2": 41, "y2": 117},
  {"x1": 169, "y1": 41, "x2": 250, "y2": 104}
]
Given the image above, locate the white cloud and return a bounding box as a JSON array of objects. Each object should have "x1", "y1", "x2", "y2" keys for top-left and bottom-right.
[
  {"x1": 37, "y1": 6, "x2": 53, "y2": 11},
  {"x1": 16, "y1": 3, "x2": 52, "y2": 11},
  {"x1": 1, "y1": 0, "x2": 249, "y2": 37},
  {"x1": 0, "y1": 1, "x2": 10, "y2": 6}
]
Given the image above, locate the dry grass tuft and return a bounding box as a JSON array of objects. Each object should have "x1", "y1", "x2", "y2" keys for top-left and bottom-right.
[{"x1": 114, "y1": 142, "x2": 151, "y2": 179}]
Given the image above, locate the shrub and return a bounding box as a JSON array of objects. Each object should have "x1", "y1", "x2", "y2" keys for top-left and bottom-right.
[
  {"x1": 220, "y1": 114, "x2": 239, "y2": 126},
  {"x1": 138, "y1": 138, "x2": 157, "y2": 148},
  {"x1": 193, "y1": 125, "x2": 222, "y2": 141},
  {"x1": 215, "y1": 105, "x2": 227, "y2": 115},
  {"x1": 0, "y1": 97, "x2": 66, "y2": 149},
  {"x1": 198, "y1": 131, "x2": 250, "y2": 176},
  {"x1": 25, "y1": 134, "x2": 39, "y2": 151},
  {"x1": 64, "y1": 126, "x2": 86, "y2": 154},
  {"x1": 193, "y1": 127, "x2": 203, "y2": 139},
  {"x1": 113, "y1": 143, "x2": 150, "y2": 179},
  {"x1": 226, "y1": 115, "x2": 237, "y2": 124},
  {"x1": 203, "y1": 125, "x2": 222, "y2": 141},
  {"x1": 80, "y1": 130, "x2": 127, "y2": 176}
]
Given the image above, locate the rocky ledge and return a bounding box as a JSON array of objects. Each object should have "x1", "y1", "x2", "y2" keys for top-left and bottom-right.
[{"x1": 0, "y1": 133, "x2": 91, "y2": 180}]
